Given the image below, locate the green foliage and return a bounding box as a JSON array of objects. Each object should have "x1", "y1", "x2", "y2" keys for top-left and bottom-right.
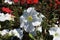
[
  {"x1": 29, "y1": 33, "x2": 35, "y2": 40},
  {"x1": 0, "y1": 34, "x2": 13, "y2": 40}
]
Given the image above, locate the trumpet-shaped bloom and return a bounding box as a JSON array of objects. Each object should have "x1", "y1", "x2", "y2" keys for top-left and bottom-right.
[
  {"x1": 0, "y1": 28, "x2": 23, "y2": 40},
  {"x1": 20, "y1": 7, "x2": 44, "y2": 32},
  {"x1": 5, "y1": 13, "x2": 15, "y2": 21},
  {"x1": 49, "y1": 27, "x2": 60, "y2": 40},
  {"x1": 0, "y1": 13, "x2": 15, "y2": 21},
  {"x1": 9, "y1": 28, "x2": 23, "y2": 40},
  {"x1": 0, "y1": 29, "x2": 9, "y2": 36},
  {"x1": 4, "y1": 0, "x2": 13, "y2": 5},
  {"x1": 0, "y1": 13, "x2": 6, "y2": 21}
]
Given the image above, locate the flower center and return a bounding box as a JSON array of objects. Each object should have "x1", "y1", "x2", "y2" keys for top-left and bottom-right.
[
  {"x1": 55, "y1": 33, "x2": 58, "y2": 36},
  {"x1": 27, "y1": 16, "x2": 33, "y2": 21}
]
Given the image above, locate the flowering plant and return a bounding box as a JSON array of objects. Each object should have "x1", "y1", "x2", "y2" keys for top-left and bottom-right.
[{"x1": 0, "y1": 0, "x2": 60, "y2": 40}]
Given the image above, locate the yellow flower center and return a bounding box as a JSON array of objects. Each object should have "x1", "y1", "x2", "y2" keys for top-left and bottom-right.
[
  {"x1": 27, "y1": 16, "x2": 33, "y2": 21},
  {"x1": 55, "y1": 33, "x2": 58, "y2": 36}
]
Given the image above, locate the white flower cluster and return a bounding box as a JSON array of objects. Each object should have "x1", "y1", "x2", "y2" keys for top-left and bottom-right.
[
  {"x1": 4, "y1": 0, "x2": 13, "y2": 5},
  {"x1": 0, "y1": 13, "x2": 15, "y2": 21},
  {"x1": 0, "y1": 7, "x2": 45, "y2": 39},
  {"x1": 0, "y1": 28, "x2": 23, "y2": 40}
]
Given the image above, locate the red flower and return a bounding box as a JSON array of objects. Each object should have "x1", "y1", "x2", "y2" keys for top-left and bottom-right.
[
  {"x1": 49, "y1": 0, "x2": 58, "y2": 9},
  {"x1": 20, "y1": 0, "x2": 38, "y2": 5},
  {"x1": 20, "y1": 0, "x2": 26, "y2": 5},
  {"x1": 26, "y1": 0, "x2": 38, "y2": 4},
  {"x1": 55, "y1": 0, "x2": 60, "y2": 5},
  {"x1": 33, "y1": 0, "x2": 38, "y2": 4},
  {"x1": 26, "y1": 0, "x2": 33, "y2": 4},
  {"x1": 13, "y1": 0, "x2": 19, "y2": 3},
  {"x1": 2, "y1": 7, "x2": 12, "y2": 13}
]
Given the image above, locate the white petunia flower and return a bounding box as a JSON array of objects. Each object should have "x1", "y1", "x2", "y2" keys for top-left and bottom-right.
[
  {"x1": 9, "y1": 28, "x2": 23, "y2": 40},
  {"x1": 5, "y1": 13, "x2": 15, "y2": 21},
  {"x1": 20, "y1": 7, "x2": 45, "y2": 32},
  {"x1": 0, "y1": 13, "x2": 6, "y2": 21},
  {"x1": 4, "y1": 0, "x2": 13, "y2": 5},
  {"x1": 53, "y1": 37, "x2": 60, "y2": 40},
  {"x1": 0, "y1": 29, "x2": 9, "y2": 36},
  {"x1": 0, "y1": 13, "x2": 15, "y2": 21},
  {"x1": 49, "y1": 27, "x2": 60, "y2": 40}
]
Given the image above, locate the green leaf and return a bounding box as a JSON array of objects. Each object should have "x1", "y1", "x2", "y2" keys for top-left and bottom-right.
[{"x1": 29, "y1": 33, "x2": 35, "y2": 40}]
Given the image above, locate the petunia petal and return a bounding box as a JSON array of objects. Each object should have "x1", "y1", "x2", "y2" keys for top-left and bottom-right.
[
  {"x1": 0, "y1": 29, "x2": 9, "y2": 36},
  {"x1": 24, "y1": 22, "x2": 35, "y2": 32},
  {"x1": 53, "y1": 37, "x2": 60, "y2": 40},
  {"x1": 32, "y1": 21, "x2": 41, "y2": 26},
  {"x1": 37, "y1": 26, "x2": 42, "y2": 32}
]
